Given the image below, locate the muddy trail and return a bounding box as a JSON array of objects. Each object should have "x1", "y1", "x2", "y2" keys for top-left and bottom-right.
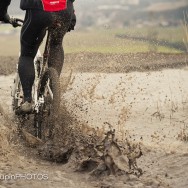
[{"x1": 0, "y1": 53, "x2": 188, "y2": 188}]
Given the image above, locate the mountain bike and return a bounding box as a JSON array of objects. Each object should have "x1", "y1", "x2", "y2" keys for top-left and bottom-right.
[{"x1": 10, "y1": 18, "x2": 60, "y2": 141}]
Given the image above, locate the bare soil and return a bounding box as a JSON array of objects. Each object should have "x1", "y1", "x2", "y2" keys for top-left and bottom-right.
[
  {"x1": 0, "y1": 52, "x2": 188, "y2": 188},
  {"x1": 0, "y1": 52, "x2": 188, "y2": 75}
]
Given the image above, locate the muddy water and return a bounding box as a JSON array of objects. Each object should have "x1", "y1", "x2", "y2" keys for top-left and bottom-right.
[{"x1": 1, "y1": 67, "x2": 188, "y2": 187}]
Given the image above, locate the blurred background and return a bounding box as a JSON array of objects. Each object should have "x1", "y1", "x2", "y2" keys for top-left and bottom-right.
[{"x1": 0, "y1": 0, "x2": 188, "y2": 55}]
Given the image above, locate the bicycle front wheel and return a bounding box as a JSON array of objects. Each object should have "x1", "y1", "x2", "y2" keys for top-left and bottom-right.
[
  {"x1": 11, "y1": 73, "x2": 22, "y2": 114},
  {"x1": 35, "y1": 68, "x2": 60, "y2": 140}
]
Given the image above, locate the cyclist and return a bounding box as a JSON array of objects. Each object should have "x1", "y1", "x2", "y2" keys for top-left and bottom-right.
[{"x1": 0, "y1": 0, "x2": 76, "y2": 113}]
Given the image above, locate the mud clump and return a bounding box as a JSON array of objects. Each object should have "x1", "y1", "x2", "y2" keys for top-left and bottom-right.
[{"x1": 36, "y1": 110, "x2": 143, "y2": 178}]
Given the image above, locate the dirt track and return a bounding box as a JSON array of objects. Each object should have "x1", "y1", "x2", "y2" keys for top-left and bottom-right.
[{"x1": 0, "y1": 52, "x2": 188, "y2": 188}]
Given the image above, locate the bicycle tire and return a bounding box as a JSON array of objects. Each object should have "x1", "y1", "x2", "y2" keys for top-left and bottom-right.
[
  {"x1": 34, "y1": 67, "x2": 60, "y2": 140},
  {"x1": 12, "y1": 74, "x2": 22, "y2": 113}
]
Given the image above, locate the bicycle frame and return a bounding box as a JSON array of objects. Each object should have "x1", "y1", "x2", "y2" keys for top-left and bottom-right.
[
  {"x1": 10, "y1": 17, "x2": 61, "y2": 139},
  {"x1": 34, "y1": 30, "x2": 54, "y2": 112},
  {"x1": 11, "y1": 30, "x2": 53, "y2": 114}
]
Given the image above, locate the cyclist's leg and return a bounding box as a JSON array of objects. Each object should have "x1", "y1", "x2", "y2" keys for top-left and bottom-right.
[
  {"x1": 48, "y1": 1, "x2": 74, "y2": 76},
  {"x1": 18, "y1": 10, "x2": 52, "y2": 104}
]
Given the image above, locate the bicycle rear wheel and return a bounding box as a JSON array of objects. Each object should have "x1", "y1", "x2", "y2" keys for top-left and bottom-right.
[{"x1": 34, "y1": 68, "x2": 60, "y2": 140}]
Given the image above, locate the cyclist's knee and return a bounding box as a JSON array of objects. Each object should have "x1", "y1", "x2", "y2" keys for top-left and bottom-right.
[{"x1": 20, "y1": 39, "x2": 38, "y2": 58}]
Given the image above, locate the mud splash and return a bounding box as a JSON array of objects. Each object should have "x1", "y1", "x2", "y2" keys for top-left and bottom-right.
[{"x1": 35, "y1": 109, "x2": 143, "y2": 177}]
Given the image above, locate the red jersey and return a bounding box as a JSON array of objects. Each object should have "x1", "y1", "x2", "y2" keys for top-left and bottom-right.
[{"x1": 41, "y1": 0, "x2": 67, "y2": 12}]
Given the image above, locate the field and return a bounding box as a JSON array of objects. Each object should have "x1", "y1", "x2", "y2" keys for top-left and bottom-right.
[
  {"x1": 0, "y1": 25, "x2": 188, "y2": 188},
  {"x1": 0, "y1": 26, "x2": 185, "y2": 56}
]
